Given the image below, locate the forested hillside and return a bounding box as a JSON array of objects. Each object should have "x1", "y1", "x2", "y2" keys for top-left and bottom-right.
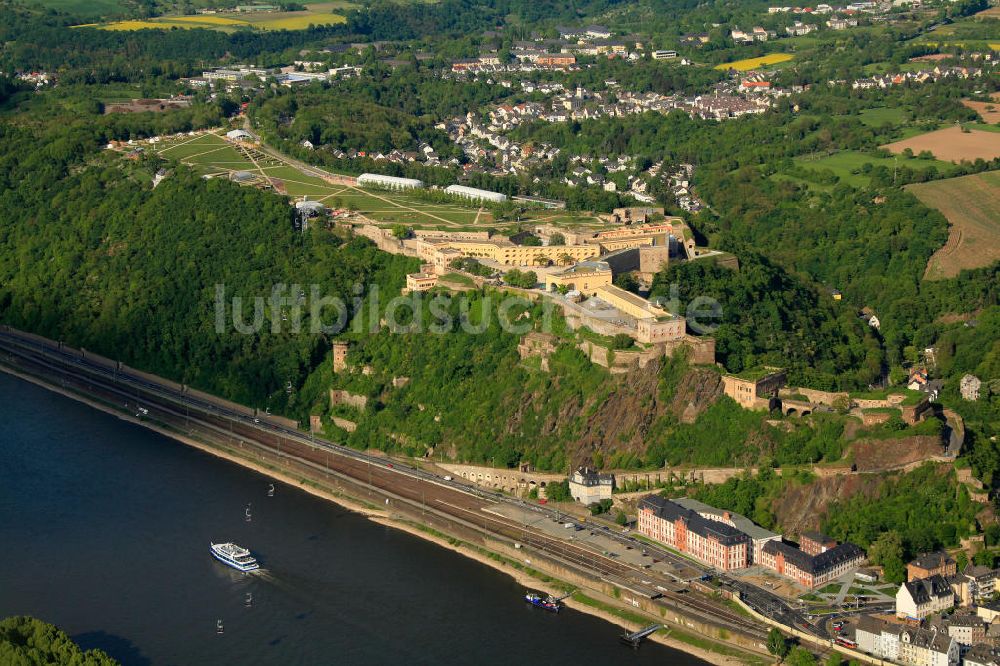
[
  {"x1": 0, "y1": 0, "x2": 994, "y2": 480},
  {"x1": 652, "y1": 252, "x2": 883, "y2": 389},
  {"x1": 309, "y1": 291, "x2": 930, "y2": 471},
  {"x1": 0, "y1": 103, "x2": 412, "y2": 410}
]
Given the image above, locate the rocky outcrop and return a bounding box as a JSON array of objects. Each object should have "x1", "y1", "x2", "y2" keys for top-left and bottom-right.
[
  {"x1": 772, "y1": 473, "x2": 884, "y2": 537},
  {"x1": 669, "y1": 368, "x2": 724, "y2": 424},
  {"x1": 849, "y1": 435, "x2": 945, "y2": 472},
  {"x1": 506, "y1": 360, "x2": 725, "y2": 468}
]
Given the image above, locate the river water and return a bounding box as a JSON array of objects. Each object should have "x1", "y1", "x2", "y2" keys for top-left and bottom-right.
[{"x1": 0, "y1": 373, "x2": 709, "y2": 665}]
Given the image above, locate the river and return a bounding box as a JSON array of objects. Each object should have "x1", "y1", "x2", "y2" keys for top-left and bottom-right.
[{"x1": 0, "y1": 373, "x2": 709, "y2": 665}]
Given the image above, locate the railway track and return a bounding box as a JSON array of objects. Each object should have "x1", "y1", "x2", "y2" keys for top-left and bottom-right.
[{"x1": 0, "y1": 328, "x2": 774, "y2": 642}]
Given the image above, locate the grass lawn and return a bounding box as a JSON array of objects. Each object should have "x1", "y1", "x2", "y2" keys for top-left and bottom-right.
[
  {"x1": 153, "y1": 130, "x2": 515, "y2": 227},
  {"x1": 792, "y1": 150, "x2": 954, "y2": 187},
  {"x1": 858, "y1": 107, "x2": 910, "y2": 127},
  {"x1": 770, "y1": 172, "x2": 834, "y2": 193},
  {"x1": 440, "y1": 272, "x2": 477, "y2": 287},
  {"x1": 962, "y1": 122, "x2": 1000, "y2": 133}
]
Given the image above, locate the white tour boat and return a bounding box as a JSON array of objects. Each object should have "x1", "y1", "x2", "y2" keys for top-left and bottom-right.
[{"x1": 210, "y1": 542, "x2": 260, "y2": 572}]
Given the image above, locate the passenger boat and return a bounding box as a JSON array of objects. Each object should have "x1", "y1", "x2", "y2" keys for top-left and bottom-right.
[
  {"x1": 210, "y1": 542, "x2": 260, "y2": 572},
  {"x1": 524, "y1": 592, "x2": 561, "y2": 612}
]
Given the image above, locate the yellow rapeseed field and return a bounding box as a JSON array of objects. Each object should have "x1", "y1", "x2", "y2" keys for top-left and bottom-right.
[
  {"x1": 97, "y1": 20, "x2": 182, "y2": 30},
  {"x1": 714, "y1": 53, "x2": 793, "y2": 71},
  {"x1": 167, "y1": 15, "x2": 249, "y2": 25},
  {"x1": 253, "y1": 14, "x2": 346, "y2": 29}
]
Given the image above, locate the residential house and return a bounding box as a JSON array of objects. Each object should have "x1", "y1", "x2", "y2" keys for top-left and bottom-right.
[
  {"x1": 860, "y1": 306, "x2": 881, "y2": 330},
  {"x1": 978, "y1": 600, "x2": 1000, "y2": 624},
  {"x1": 857, "y1": 615, "x2": 901, "y2": 661},
  {"x1": 908, "y1": 367, "x2": 931, "y2": 391},
  {"x1": 897, "y1": 626, "x2": 959, "y2": 666},
  {"x1": 961, "y1": 375, "x2": 982, "y2": 401},
  {"x1": 896, "y1": 575, "x2": 955, "y2": 620},
  {"x1": 568, "y1": 467, "x2": 615, "y2": 505},
  {"x1": 964, "y1": 564, "x2": 998, "y2": 603},
  {"x1": 938, "y1": 613, "x2": 986, "y2": 648},
  {"x1": 908, "y1": 552, "x2": 957, "y2": 581},
  {"x1": 680, "y1": 33, "x2": 711, "y2": 45},
  {"x1": 586, "y1": 25, "x2": 612, "y2": 39},
  {"x1": 828, "y1": 16, "x2": 858, "y2": 29},
  {"x1": 786, "y1": 21, "x2": 817, "y2": 35},
  {"x1": 965, "y1": 643, "x2": 1000, "y2": 666}
]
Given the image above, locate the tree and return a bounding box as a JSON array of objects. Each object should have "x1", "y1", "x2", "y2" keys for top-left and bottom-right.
[
  {"x1": 546, "y1": 480, "x2": 571, "y2": 502},
  {"x1": 0, "y1": 616, "x2": 117, "y2": 665},
  {"x1": 974, "y1": 550, "x2": 997, "y2": 568},
  {"x1": 868, "y1": 530, "x2": 906, "y2": 584},
  {"x1": 391, "y1": 224, "x2": 413, "y2": 239},
  {"x1": 503, "y1": 269, "x2": 538, "y2": 289},
  {"x1": 615, "y1": 509, "x2": 628, "y2": 526},
  {"x1": 767, "y1": 628, "x2": 790, "y2": 660},
  {"x1": 956, "y1": 550, "x2": 969, "y2": 572},
  {"x1": 549, "y1": 232, "x2": 566, "y2": 245},
  {"x1": 825, "y1": 654, "x2": 844, "y2": 666},
  {"x1": 787, "y1": 647, "x2": 817, "y2": 666},
  {"x1": 589, "y1": 498, "x2": 613, "y2": 515},
  {"x1": 611, "y1": 333, "x2": 635, "y2": 350}
]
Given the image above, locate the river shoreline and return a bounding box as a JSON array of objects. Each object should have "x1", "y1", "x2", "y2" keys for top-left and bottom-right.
[{"x1": 0, "y1": 364, "x2": 745, "y2": 665}]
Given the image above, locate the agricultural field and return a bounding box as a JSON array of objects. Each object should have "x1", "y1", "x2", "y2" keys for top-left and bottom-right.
[
  {"x1": 713, "y1": 53, "x2": 793, "y2": 71},
  {"x1": 910, "y1": 16, "x2": 1000, "y2": 51},
  {"x1": 74, "y1": 3, "x2": 350, "y2": 31},
  {"x1": 908, "y1": 171, "x2": 1000, "y2": 280},
  {"x1": 962, "y1": 94, "x2": 1000, "y2": 124},
  {"x1": 882, "y1": 127, "x2": 1000, "y2": 163}
]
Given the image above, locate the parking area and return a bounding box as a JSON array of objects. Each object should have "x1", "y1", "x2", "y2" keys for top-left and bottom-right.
[{"x1": 486, "y1": 502, "x2": 702, "y2": 582}]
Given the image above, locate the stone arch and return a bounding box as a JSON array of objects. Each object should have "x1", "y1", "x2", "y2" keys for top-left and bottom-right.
[{"x1": 786, "y1": 407, "x2": 798, "y2": 417}]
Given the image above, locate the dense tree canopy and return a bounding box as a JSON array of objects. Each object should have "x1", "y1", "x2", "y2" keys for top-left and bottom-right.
[{"x1": 0, "y1": 616, "x2": 117, "y2": 666}]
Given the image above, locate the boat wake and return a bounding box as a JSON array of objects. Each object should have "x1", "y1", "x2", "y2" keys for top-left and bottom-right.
[{"x1": 249, "y1": 568, "x2": 275, "y2": 582}]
